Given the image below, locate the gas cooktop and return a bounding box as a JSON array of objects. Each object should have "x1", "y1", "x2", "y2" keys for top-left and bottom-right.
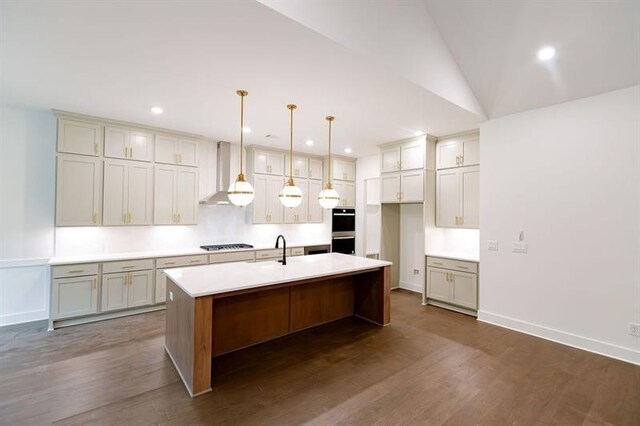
[{"x1": 200, "y1": 243, "x2": 254, "y2": 252}]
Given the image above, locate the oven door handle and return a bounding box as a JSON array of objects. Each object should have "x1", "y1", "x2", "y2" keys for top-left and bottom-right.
[
  {"x1": 332, "y1": 213, "x2": 355, "y2": 216},
  {"x1": 332, "y1": 236, "x2": 355, "y2": 240}
]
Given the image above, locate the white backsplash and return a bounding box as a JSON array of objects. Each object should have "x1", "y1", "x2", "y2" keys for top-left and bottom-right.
[{"x1": 55, "y1": 204, "x2": 331, "y2": 256}]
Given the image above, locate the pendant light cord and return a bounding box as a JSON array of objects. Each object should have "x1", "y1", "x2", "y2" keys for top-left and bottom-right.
[
  {"x1": 290, "y1": 106, "x2": 293, "y2": 180},
  {"x1": 240, "y1": 93, "x2": 244, "y2": 175},
  {"x1": 325, "y1": 116, "x2": 335, "y2": 189}
]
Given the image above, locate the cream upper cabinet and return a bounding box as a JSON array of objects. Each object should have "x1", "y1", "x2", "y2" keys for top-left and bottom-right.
[
  {"x1": 104, "y1": 126, "x2": 153, "y2": 161},
  {"x1": 251, "y1": 175, "x2": 284, "y2": 224},
  {"x1": 286, "y1": 155, "x2": 308, "y2": 178},
  {"x1": 153, "y1": 165, "x2": 198, "y2": 225},
  {"x1": 103, "y1": 160, "x2": 153, "y2": 225},
  {"x1": 307, "y1": 179, "x2": 324, "y2": 222},
  {"x1": 332, "y1": 159, "x2": 356, "y2": 181},
  {"x1": 253, "y1": 150, "x2": 284, "y2": 175},
  {"x1": 381, "y1": 147, "x2": 400, "y2": 173},
  {"x1": 400, "y1": 140, "x2": 424, "y2": 170},
  {"x1": 56, "y1": 154, "x2": 102, "y2": 226},
  {"x1": 436, "y1": 135, "x2": 479, "y2": 169},
  {"x1": 380, "y1": 173, "x2": 401, "y2": 203},
  {"x1": 284, "y1": 179, "x2": 308, "y2": 224},
  {"x1": 57, "y1": 119, "x2": 102, "y2": 156},
  {"x1": 436, "y1": 166, "x2": 479, "y2": 229},
  {"x1": 52, "y1": 275, "x2": 99, "y2": 319},
  {"x1": 400, "y1": 170, "x2": 424, "y2": 202},
  {"x1": 308, "y1": 158, "x2": 323, "y2": 180},
  {"x1": 334, "y1": 181, "x2": 355, "y2": 207},
  {"x1": 155, "y1": 134, "x2": 198, "y2": 167}
]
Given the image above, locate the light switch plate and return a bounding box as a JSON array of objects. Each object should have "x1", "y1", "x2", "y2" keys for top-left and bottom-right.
[
  {"x1": 413, "y1": 269, "x2": 420, "y2": 275},
  {"x1": 629, "y1": 323, "x2": 640, "y2": 337},
  {"x1": 512, "y1": 242, "x2": 528, "y2": 253},
  {"x1": 488, "y1": 240, "x2": 499, "y2": 251}
]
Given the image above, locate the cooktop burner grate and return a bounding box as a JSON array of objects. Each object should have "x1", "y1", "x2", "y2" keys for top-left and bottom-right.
[{"x1": 200, "y1": 243, "x2": 254, "y2": 252}]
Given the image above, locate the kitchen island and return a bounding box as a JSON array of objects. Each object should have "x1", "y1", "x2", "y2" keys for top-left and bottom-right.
[{"x1": 164, "y1": 253, "x2": 391, "y2": 397}]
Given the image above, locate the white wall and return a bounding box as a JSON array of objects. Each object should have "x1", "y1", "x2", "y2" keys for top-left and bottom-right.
[
  {"x1": 0, "y1": 106, "x2": 56, "y2": 325},
  {"x1": 479, "y1": 86, "x2": 640, "y2": 365},
  {"x1": 399, "y1": 204, "x2": 424, "y2": 293},
  {"x1": 355, "y1": 154, "x2": 381, "y2": 257}
]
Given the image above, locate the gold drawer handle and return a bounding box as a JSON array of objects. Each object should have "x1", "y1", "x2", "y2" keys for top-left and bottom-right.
[
  {"x1": 163, "y1": 262, "x2": 176, "y2": 265},
  {"x1": 432, "y1": 262, "x2": 443, "y2": 266},
  {"x1": 457, "y1": 266, "x2": 469, "y2": 269},
  {"x1": 68, "y1": 269, "x2": 85, "y2": 273},
  {"x1": 121, "y1": 265, "x2": 136, "y2": 269},
  {"x1": 190, "y1": 260, "x2": 201, "y2": 263}
]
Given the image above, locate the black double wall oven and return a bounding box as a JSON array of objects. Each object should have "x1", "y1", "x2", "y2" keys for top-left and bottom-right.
[{"x1": 331, "y1": 208, "x2": 356, "y2": 255}]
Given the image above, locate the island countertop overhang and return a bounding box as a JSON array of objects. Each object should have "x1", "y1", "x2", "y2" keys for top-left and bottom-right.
[{"x1": 164, "y1": 253, "x2": 392, "y2": 298}]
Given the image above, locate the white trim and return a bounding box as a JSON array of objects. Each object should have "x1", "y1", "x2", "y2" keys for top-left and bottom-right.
[
  {"x1": 52, "y1": 305, "x2": 165, "y2": 329},
  {"x1": 0, "y1": 258, "x2": 50, "y2": 269},
  {"x1": 427, "y1": 299, "x2": 477, "y2": 317},
  {"x1": 399, "y1": 280, "x2": 423, "y2": 294},
  {"x1": 478, "y1": 310, "x2": 640, "y2": 366},
  {"x1": 0, "y1": 308, "x2": 49, "y2": 327}
]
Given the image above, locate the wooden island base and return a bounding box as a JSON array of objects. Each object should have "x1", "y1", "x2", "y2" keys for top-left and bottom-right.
[{"x1": 165, "y1": 266, "x2": 390, "y2": 397}]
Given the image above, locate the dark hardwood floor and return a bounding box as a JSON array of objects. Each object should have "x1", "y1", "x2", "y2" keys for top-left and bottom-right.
[{"x1": 0, "y1": 290, "x2": 638, "y2": 425}]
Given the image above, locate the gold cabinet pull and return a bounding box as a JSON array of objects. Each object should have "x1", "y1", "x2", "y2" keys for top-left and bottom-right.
[
  {"x1": 164, "y1": 262, "x2": 176, "y2": 265},
  {"x1": 122, "y1": 265, "x2": 136, "y2": 269},
  {"x1": 460, "y1": 155, "x2": 464, "y2": 165},
  {"x1": 128, "y1": 212, "x2": 132, "y2": 223},
  {"x1": 457, "y1": 265, "x2": 469, "y2": 269},
  {"x1": 189, "y1": 260, "x2": 201, "y2": 263},
  {"x1": 92, "y1": 213, "x2": 98, "y2": 224},
  {"x1": 432, "y1": 262, "x2": 443, "y2": 266},
  {"x1": 92, "y1": 278, "x2": 97, "y2": 289},
  {"x1": 69, "y1": 269, "x2": 85, "y2": 274},
  {"x1": 130, "y1": 147, "x2": 134, "y2": 158},
  {"x1": 94, "y1": 143, "x2": 98, "y2": 155}
]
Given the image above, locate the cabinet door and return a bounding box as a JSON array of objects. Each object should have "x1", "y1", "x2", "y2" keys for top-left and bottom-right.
[
  {"x1": 460, "y1": 166, "x2": 479, "y2": 229},
  {"x1": 154, "y1": 165, "x2": 177, "y2": 225},
  {"x1": 155, "y1": 269, "x2": 167, "y2": 303},
  {"x1": 381, "y1": 147, "x2": 400, "y2": 173},
  {"x1": 451, "y1": 271, "x2": 477, "y2": 309},
  {"x1": 335, "y1": 181, "x2": 355, "y2": 207},
  {"x1": 426, "y1": 268, "x2": 450, "y2": 303},
  {"x1": 380, "y1": 173, "x2": 401, "y2": 203},
  {"x1": 400, "y1": 170, "x2": 424, "y2": 202},
  {"x1": 253, "y1": 150, "x2": 269, "y2": 174},
  {"x1": 104, "y1": 126, "x2": 129, "y2": 159},
  {"x1": 436, "y1": 169, "x2": 459, "y2": 227},
  {"x1": 57, "y1": 119, "x2": 102, "y2": 156},
  {"x1": 308, "y1": 158, "x2": 323, "y2": 180},
  {"x1": 284, "y1": 179, "x2": 307, "y2": 223},
  {"x1": 127, "y1": 162, "x2": 154, "y2": 225},
  {"x1": 436, "y1": 140, "x2": 460, "y2": 169},
  {"x1": 266, "y1": 176, "x2": 284, "y2": 223},
  {"x1": 129, "y1": 130, "x2": 154, "y2": 162},
  {"x1": 176, "y1": 167, "x2": 198, "y2": 224},
  {"x1": 128, "y1": 270, "x2": 153, "y2": 308},
  {"x1": 307, "y1": 179, "x2": 323, "y2": 222},
  {"x1": 251, "y1": 175, "x2": 269, "y2": 224},
  {"x1": 268, "y1": 152, "x2": 285, "y2": 176},
  {"x1": 56, "y1": 154, "x2": 102, "y2": 226},
  {"x1": 291, "y1": 156, "x2": 308, "y2": 178},
  {"x1": 178, "y1": 139, "x2": 199, "y2": 167},
  {"x1": 332, "y1": 159, "x2": 355, "y2": 181},
  {"x1": 461, "y1": 137, "x2": 480, "y2": 166},
  {"x1": 103, "y1": 159, "x2": 127, "y2": 225},
  {"x1": 401, "y1": 140, "x2": 424, "y2": 170},
  {"x1": 52, "y1": 276, "x2": 98, "y2": 319},
  {"x1": 155, "y1": 134, "x2": 178, "y2": 164},
  {"x1": 101, "y1": 273, "x2": 128, "y2": 312}
]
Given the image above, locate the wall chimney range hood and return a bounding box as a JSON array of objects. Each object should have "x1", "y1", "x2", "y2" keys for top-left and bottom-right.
[{"x1": 200, "y1": 141, "x2": 233, "y2": 205}]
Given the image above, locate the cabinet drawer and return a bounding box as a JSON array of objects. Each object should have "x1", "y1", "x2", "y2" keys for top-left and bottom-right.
[
  {"x1": 157, "y1": 255, "x2": 208, "y2": 268},
  {"x1": 255, "y1": 248, "x2": 291, "y2": 260},
  {"x1": 426, "y1": 257, "x2": 477, "y2": 274},
  {"x1": 291, "y1": 247, "x2": 304, "y2": 256},
  {"x1": 209, "y1": 251, "x2": 255, "y2": 264},
  {"x1": 52, "y1": 263, "x2": 99, "y2": 279},
  {"x1": 103, "y1": 259, "x2": 153, "y2": 273}
]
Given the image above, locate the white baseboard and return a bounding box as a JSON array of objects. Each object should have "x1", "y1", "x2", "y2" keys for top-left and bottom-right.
[
  {"x1": 478, "y1": 310, "x2": 640, "y2": 366},
  {"x1": 399, "y1": 281, "x2": 423, "y2": 294}
]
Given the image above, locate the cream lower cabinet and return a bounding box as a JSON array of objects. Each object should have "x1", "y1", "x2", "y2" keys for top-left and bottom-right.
[
  {"x1": 426, "y1": 257, "x2": 478, "y2": 312},
  {"x1": 103, "y1": 160, "x2": 153, "y2": 225},
  {"x1": 52, "y1": 275, "x2": 99, "y2": 319},
  {"x1": 307, "y1": 179, "x2": 324, "y2": 222},
  {"x1": 154, "y1": 165, "x2": 199, "y2": 225},
  {"x1": 155, "y1": 254, "x2": 208, "y2": 303},
  {"x1": 56, "y1": 154, "x2": 102, "y2": 226},
  {"x1": 102, "y1": 270, "x2": 153, "y2": 312},
  {"x1": 380, "y1": 170, "x2": 423, "y2": 203},
  {"x1": 334, "y1": 181, "x2": 355, "y2": 207},
  {"x1": 252, "y1": 175, "x2": 284, "y2": 224},
  {"x1": 436, "y1": 166, "x2": 479, "y2": 229},
  {"x1": 284, "y1": 179, "x2": 308, "y2": 224}
]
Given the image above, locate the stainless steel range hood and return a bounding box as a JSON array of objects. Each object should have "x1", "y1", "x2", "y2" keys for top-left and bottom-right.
[{"x1": 200, "y1": 141, "x2": 233, "y2": 205}]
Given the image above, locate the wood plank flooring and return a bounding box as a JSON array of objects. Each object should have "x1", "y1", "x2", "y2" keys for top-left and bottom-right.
[{"x1": 0, "y1": 290, "x2": 638, "y2": 425}]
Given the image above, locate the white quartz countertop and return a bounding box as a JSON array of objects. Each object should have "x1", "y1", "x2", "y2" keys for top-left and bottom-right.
[
  {"x1": 165, "y1": 253, "x2": 392, "y2": 298},
  {"x1": 48, "y1": 241, "x2": 331, "y2": 265},
  {"x1": 425, "y1": 251, "x2": 480, "y2": 263}
]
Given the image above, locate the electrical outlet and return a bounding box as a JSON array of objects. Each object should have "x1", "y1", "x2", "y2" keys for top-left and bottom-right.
[
  {"x1": 512, "y1": 242, "x2": 528, "y2": 253},
  {"x1": 488, "y1": 240, "x2": 499, "y2": 251},
  {"x1": 413, "y1": 268, "x2": 420, "y2": 275},
  {"x1": 629, "y1": 323, "x2": 640, "y2": 337},
  {"x1": 169, "y1": 291, "x2": 174, "y2": 302}
]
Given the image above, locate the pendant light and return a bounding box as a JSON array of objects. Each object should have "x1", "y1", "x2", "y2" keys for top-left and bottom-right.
[
  {"x1": 279, "y1": 104, "x2": 303, "y2": 208},
  {"x1": 227, "y1": 90, "x2": 255, "y2": 207},
  {"x1": 318, "y1": 116, "x2": 340, "y2": 209}
]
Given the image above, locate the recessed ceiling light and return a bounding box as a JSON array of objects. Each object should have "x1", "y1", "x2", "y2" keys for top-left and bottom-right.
[
  {"x1": 151, "y1": 106, "x2": 163, "y2": 115},
  {"x1": 242, "y1": 127, "x2": 251, "y2": 133},
  {"x1": 537, "y1": 46, "x2": 556, "y2": 61},
  {"x1": 305, "y1": 139, "x2": 314, "y2": 146},
  {"x1": 414, "y1": 130, "x2": 424, "y2": 136},
  {"x1": 344, "y1": 147, "x2": 352, "y2": 154}
]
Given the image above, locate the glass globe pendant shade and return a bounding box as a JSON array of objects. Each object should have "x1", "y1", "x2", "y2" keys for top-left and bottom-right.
[
  {"x1": 318, "y1": 186, "x2": 340, "y2": 209},
  {"x1": 279, "y1": 179, "x2": 303, "y2": 208},
  {"x1": 227, "y1": 175, "x2": 255, "y2": 207}
]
